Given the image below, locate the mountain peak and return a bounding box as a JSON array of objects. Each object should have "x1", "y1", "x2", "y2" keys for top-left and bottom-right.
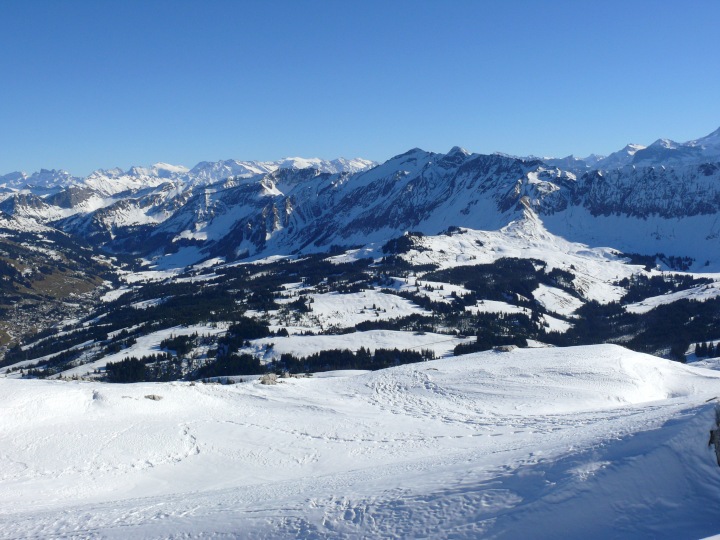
[
  {"x1": 447, "y1": 146, "x2": 470, "y2": 157},
  {"x1": 152, "y1": 162, "x2": 189, "y2": 174},
  {"x1": 649, "y1": 138, "x2": 678, "y2": 149},
  {"x1": 622, "y1": 144, "x2": 645, "y2": 154}
]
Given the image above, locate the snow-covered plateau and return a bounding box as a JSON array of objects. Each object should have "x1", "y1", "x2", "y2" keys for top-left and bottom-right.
[{"x1": 2, "y1": 345, "x2": 720, "y2": 539}]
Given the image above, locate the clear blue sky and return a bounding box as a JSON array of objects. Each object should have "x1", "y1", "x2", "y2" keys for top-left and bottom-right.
[{"x1": 2, "y1": 0, "x2": 719, "y2": 176}]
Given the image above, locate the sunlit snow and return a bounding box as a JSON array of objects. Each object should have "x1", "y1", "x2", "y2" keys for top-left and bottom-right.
[{"x1": 2, "y1": 345, "x2": 720, "y2": 538}]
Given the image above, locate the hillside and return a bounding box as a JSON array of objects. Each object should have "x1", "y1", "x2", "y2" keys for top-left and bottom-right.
[{"x1": 1, "y1": 345, "x2": 719, "y2": 538}]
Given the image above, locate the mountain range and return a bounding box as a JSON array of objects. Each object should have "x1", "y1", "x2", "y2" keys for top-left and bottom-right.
[
  {"x1": 3, "y1": 127, "x2": 720, "y2": 538},
  {"x1": 2, "y1": 127, "x2": 720, "y2": 271}
]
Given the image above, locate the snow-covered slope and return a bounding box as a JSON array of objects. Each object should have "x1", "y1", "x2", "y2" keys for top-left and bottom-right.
[
  {"x1": 384, "y1": 209, "x2": 633, "y2": 304},
  {"x1": 1, "y1": 344, "x2": 720, "y2": 538},
  {"x1": 0, "y1": 209, "x2": 53, "y2": 233}
]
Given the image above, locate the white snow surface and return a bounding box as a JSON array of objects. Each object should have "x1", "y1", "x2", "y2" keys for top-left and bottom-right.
[
  {"x1": 100, "y1": 287, "x2": 132, "y2": 302},
  {"x1": 278, "y1": 290, "x2": 431, "y2": 331},
  {"x1": 0, "y1": 213, "x2": 53, "y2": 233},
  {"x1": 533, "y1": 283, "x2": 584, "y2": 317},
  {"x1": 465, "y1": 299, "x2": 530, "y2": 316},
  {"x1": 626, "y1": 280, "x2": 720, "y2": 314},
  {"x1": 398, "y1": 214, "x2": 635, "y2": 304},
  {"x1": 2, "y1": 344, "x2": 720, "y2": 539},
  {"x1": 245, "y1": 330, "x2": 474, "y2": 361},
  {"x1": 58, "y1": 324, "x2": 227, "y2": 378}
]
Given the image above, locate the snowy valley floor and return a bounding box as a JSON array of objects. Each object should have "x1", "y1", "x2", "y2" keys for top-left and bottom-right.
[{"x1": 2, "y1": 344, "x2": 720, "y2": 539}]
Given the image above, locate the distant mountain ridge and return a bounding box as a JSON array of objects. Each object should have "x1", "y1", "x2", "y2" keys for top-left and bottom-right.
[
  {"x1": 0, "y1": 157, "x2": 377, "y2": 193},
  {"x1": 536, "y1": 126, "x2": 720, "y2": 172},
  {"x1": 1, "y1": 128, "x2": 719, "y2": 270}
]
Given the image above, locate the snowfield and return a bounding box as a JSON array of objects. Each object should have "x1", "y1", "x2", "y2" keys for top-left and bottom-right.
[
  {"x1": 243, "y1": 330, "x2": 474, "y2": 361},
  {"x1": 276, "y1": 289, "x2": 431, "y2": 331},
  {"x1": 626, "y1": 280, "x2": 720, "y2": 314},
  {"x1": 56, "y1": 324, "x2": 228, "y2": 379},
  {"x1": 2, "y1": 344, "x2": 720, "y2": 539},
  {"x1": 397, "y1": 213, "x2": 635, "y2": 304}
]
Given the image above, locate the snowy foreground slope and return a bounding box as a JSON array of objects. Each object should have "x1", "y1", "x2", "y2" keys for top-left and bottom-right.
[{"x1": 2, "y1": 345, "x2": 720, "y2": 539}]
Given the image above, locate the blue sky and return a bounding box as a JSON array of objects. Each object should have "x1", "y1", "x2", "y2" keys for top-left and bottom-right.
[{"x1": 2, "y1": 0, "x2": 719, "y2": 175}]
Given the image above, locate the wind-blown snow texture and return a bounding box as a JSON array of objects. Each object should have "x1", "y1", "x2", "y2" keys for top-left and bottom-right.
[{"x1": 1, "y1": 345, "x2": 720, "y2": 539}]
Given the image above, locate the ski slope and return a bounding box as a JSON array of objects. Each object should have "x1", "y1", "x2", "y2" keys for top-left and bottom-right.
[{"x1": 1, "y1": 344, "x2": 720, "y2": 538}]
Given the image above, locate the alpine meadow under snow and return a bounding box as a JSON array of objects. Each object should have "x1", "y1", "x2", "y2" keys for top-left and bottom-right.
[{"x1": 2, "y1": 127, "x2": 720, "y2": 538}]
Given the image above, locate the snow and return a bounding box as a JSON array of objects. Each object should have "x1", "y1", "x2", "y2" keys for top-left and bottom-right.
[
  {"x1": 100, "y1": 287, "x2": 132, "y2": 302},
  {"x1": 533, "y1": 283, "x2": 584, "y2": 317},
  {"x1": 152, "y1": 162, "x2": 189, "y2": 175},
  {"x1": 102, "y1": 202, "x2": 168, "y2": 227},
  {"x1": 465, "y1": 299, "x2": 530, "y2": 316},
  {"x1": 2, "y1": 344, "x2": 720, "y2": 538},
  {"x1": 58, "y1": 324, "x2": 227, "y2": 378},
  {"x1": 0, "y1": 213, "x2": 52, "y2": 233},
  {"x1": 130, "y1": 297, "x2": 168, "y2": 310},
  {"x1": 464, "y1": 299, "x2": 573, "y2": 333},
  {"x1": 693, "y1": 357, "x2": 720, "y2": 371},
  {"x1": 244, "y1": 330, "x2": 474, "y2": 361},
  {"x1": 541, "y1": 313, "x2": 573, "y2": 333},
  {"x1": 172, "y1": 272, "x2": 219, "y2": 284},
  {"x1": 383, "y1": 276, "x2": 472, "y2": 304},
  {"x1": 626, "y1": 281, "x2": 720, "y2": 314},
  {"x1": 275, "y1": 156, "x2": 375, "y2": 174},
  {"x1": 326, "y1": 246, "x2": 378, "y2": 264},
  {"x1": 396, "y1": 214, "x2": 634, "y2": 304},
  {"x1": 190, "y1": 256, "x2": 225, "y2": 270},
  {"x1": 121, "y1": 268, "x2": 182, "y2": 284},
  {"x1": 542, "y1": 205, "x2": 720, "y2": 272},
  {"x1": 278, "y1": 290, "x2": 431, "y2": 331}
]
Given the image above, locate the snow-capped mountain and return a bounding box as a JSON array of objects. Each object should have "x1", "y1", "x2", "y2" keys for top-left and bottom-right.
[
  {"x1": 0, "y1": 168, "x2": 78, "y2": 196},
  {"x1": 537, "y1": 153, "x2": 605, "y2": 172},
  {"x1": 186, "y1": 157, "x2": 376, "y2": 185},
  {"x1": 539, "y1": 128, "x2": 720, "y2": 172},
  {"x1": 625, "y1": 128, "x2": 720, "y2": 168},
  {"x1": 593, "y1": 143, "x2": 646, "y2": 169},
  {"x1": 2, "y1": 128, "x2": 720, "y2": 269},
  {"x1": 1, "y1": 156, "x2": 375, "y2": 196},
  {"x1": 0, "y1": 156, "x2": 376, "y2": 227}
]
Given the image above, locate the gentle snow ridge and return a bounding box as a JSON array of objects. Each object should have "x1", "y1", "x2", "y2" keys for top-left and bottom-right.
[{"x1": 1, "y1": 344, "x2": 720, "y2": 538}]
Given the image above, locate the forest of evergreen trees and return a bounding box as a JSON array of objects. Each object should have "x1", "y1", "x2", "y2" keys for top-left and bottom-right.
[{"x1": 7, "y1": 239, "x2": 720, "y2": 382}]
